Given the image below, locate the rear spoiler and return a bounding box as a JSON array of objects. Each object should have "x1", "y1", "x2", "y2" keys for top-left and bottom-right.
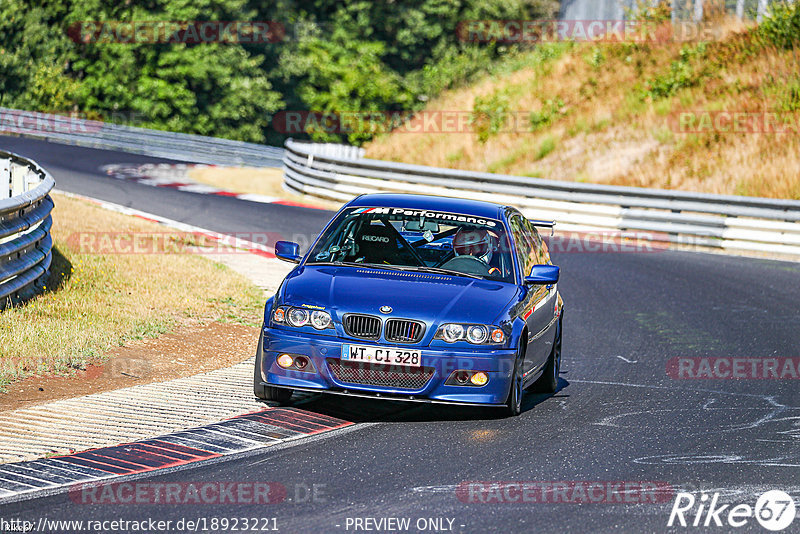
[{"x1": 530, "y1": 219, "x2": 556, "y2": 236}]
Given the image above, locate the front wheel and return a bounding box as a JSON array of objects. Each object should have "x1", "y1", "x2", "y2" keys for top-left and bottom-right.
[
  {"x1": 505, "y1": 344, "x2": 525, "y2": 416},
  {"x1": 530, "y1": 318, "x2": 562, "y2": 394},
  {"x1": 253, "y1": 332, "x2": 293, "y2": 404}
]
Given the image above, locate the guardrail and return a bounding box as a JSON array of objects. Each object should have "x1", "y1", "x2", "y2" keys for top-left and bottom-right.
[
  {"x1": 283, "y1": 139, "x2": 800, "y2": 257},
  {"x1": 0, "y1": 107, "x2": 284, "y2": 167},
  {"x1": 0, "y1": 151, "x2": 54, "y2": 304}
]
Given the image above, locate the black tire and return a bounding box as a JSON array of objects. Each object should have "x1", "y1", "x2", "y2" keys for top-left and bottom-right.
[
  {"x1": 505, "y1": 343, "x2": 525, "y2": 416},
  {"x1": 253, "y1": 332, "x2": 293, "y2": 404},
  {"x1": 530, "y1": 318, "x2": 562, "y2": 394}
]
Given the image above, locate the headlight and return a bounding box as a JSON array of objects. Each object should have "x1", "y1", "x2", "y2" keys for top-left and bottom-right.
[
  {"x1": 310, "y1": 310, "x2": 332, "y2": 330},
  {"x1": 466, "y1": 325, "x2": 488, "y2": 344},
  {"x1": 441, "y1": 323, "x2": 464, "y2": 343},
  {"x1": 275, "y1": 306, "x2": 334, "y2": 330},
  {"x1": 436, "y1": 324, "x2": 505, "y2": 344},
  {"x1": 287, "y1": 308, "x2": 310, "y2": 327}
]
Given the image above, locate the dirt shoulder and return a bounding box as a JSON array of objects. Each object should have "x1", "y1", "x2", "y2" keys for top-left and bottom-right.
[{"x1": 1, "y1": 322, "x2": 260, "y2": 413}]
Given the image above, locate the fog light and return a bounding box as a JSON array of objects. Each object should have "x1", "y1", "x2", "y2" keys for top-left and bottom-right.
[
  {"x1": 470, "y1": 372, "x2": 489, "y2": 386},
  {"x1": 455, "y1": 371, "x2": 470, "y2": 385},
  {"x1": 294, "y1": 356, "x2": 309, "y2": 370},
  {"x1": 277, "y1": 354, "x2": 294, "y2": 369}
]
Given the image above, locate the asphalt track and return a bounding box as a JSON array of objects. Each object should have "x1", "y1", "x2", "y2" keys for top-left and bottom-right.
[
  {"x1": 2, "y1": 135, "x2": 800, "y2": 532},
  {"x1": 0, "y1": 135, "x2": 331, "y2": 244}
]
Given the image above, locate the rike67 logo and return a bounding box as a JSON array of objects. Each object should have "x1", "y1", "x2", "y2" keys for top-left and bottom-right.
[{"x1": 668, "y1": 490, "x2": 796, "y2": 531}]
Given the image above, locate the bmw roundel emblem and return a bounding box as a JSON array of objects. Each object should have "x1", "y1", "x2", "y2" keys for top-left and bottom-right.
[{"x1": 380, "y1": 305, "x2": 393, "y2": 314}]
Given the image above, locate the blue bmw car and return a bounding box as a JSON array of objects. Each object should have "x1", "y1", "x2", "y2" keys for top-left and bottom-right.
[{"x1": 254, "y1": 193, "x2": 563, "y2": 415}]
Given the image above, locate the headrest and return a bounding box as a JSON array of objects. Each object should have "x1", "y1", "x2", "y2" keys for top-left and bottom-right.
[{"x1": 356, "y1": 223, "x2": 396, "y2": 247}]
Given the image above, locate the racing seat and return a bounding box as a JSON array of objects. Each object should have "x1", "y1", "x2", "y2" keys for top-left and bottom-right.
[{"x1": 353, "y1": 223, "x2": 402, "y2": 264}]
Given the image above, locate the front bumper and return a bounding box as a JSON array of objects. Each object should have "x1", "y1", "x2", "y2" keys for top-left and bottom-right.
[{"x1": 259, "y1": 326, "x2": 517, "y2": 406}]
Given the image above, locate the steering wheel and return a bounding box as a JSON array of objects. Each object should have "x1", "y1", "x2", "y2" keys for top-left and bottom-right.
[{"x1": 439, "y1": 255, "x2": 491, "y2": 277}]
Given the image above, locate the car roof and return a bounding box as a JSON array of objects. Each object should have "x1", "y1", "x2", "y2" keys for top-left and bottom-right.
[{"x1": 346, "y1": 193, "x2": 508, "y2": 220}]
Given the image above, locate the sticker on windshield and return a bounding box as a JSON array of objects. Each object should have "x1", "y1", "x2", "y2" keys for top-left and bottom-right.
[{"x1": 351, "y1": 207, "x2": 497, "y2": 227}]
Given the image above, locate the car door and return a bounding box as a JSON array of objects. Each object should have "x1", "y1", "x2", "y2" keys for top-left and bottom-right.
[
  {"x1": 521, "y1": 217, "x2": 559, "y2": 367},
  {"x1": 508, "y1": 213, "x2": 552, "y2": 375}
]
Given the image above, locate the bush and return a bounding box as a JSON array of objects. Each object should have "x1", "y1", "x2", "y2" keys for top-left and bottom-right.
[
  {"x1": 471, "y1": 90, "x2": 510, "y2": 143},
  {"x1": 759, "y1": 1, "x2": 800, "y2": 49},
  {"x1": 646, "y1": 43, "x2": 707, "y2": 99},
  {"x1": 529, "y1": 98, "x2": 565, "y2": 131},
  {"x1": 535, "y1": 135, "x2": 557, "y2": 160}
]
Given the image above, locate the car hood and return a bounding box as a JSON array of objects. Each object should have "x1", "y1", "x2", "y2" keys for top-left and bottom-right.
[{"x1": 280, "y1": 265, "x2": 519, "y2": 325}]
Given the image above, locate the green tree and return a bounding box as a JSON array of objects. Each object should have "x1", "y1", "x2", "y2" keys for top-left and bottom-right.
[
  {"x1": 2, "y1": 0, "x2": 283, "y2": 142},
  {"x1": 269, "y1": 0, "x2": 558, "y2": 143},
  {"x1": 279, "y1": 25, "x2": 413, "y2": 144},
  {"x1": 1, "y1": 0, "x2": 560, "y2": 145},
  {"x1": 64, "y1": 0, "x2": 283, "y2": 142},
  {"x1": 0, "y1": 1, "x2": 79, "y2": 111}
]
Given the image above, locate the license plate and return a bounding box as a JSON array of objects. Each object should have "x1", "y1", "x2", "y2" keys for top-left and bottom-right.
[{"x1": 341, "y1": 344, "x2": 422, "y2": 368}]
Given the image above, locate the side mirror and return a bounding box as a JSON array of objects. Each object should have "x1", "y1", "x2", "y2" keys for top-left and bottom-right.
[
  {"x1": 275, "y1": 241, "x2": 302, "y2": 264},
  {"x1": 525, "y1": 265, "x2": 559, "y2": 284}
]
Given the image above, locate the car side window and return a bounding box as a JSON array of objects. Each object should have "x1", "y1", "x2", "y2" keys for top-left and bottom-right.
[
  {"x1": 535, "y1": 226, "x2": 551, "y2": 264},
  {"x1": 521, "y1": 218, "x2": 547, "y2": 264},
  {"x1": 509, "y1": 214, "x2": 533, "y2": 278}
]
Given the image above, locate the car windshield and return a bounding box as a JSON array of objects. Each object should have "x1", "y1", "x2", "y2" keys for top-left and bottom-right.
[{"x1": 307, "y1": 206, "x2": 515, "y2": 282}]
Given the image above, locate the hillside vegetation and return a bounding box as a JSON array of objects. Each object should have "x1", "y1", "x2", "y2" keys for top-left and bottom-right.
[{"x1": 365, "y1": 4, "x2": 800, "y2": 199}]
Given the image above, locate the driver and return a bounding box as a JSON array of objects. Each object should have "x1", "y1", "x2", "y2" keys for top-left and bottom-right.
[{"x1": 452, "y1": 227, "x2": 501, "y2": 276}]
